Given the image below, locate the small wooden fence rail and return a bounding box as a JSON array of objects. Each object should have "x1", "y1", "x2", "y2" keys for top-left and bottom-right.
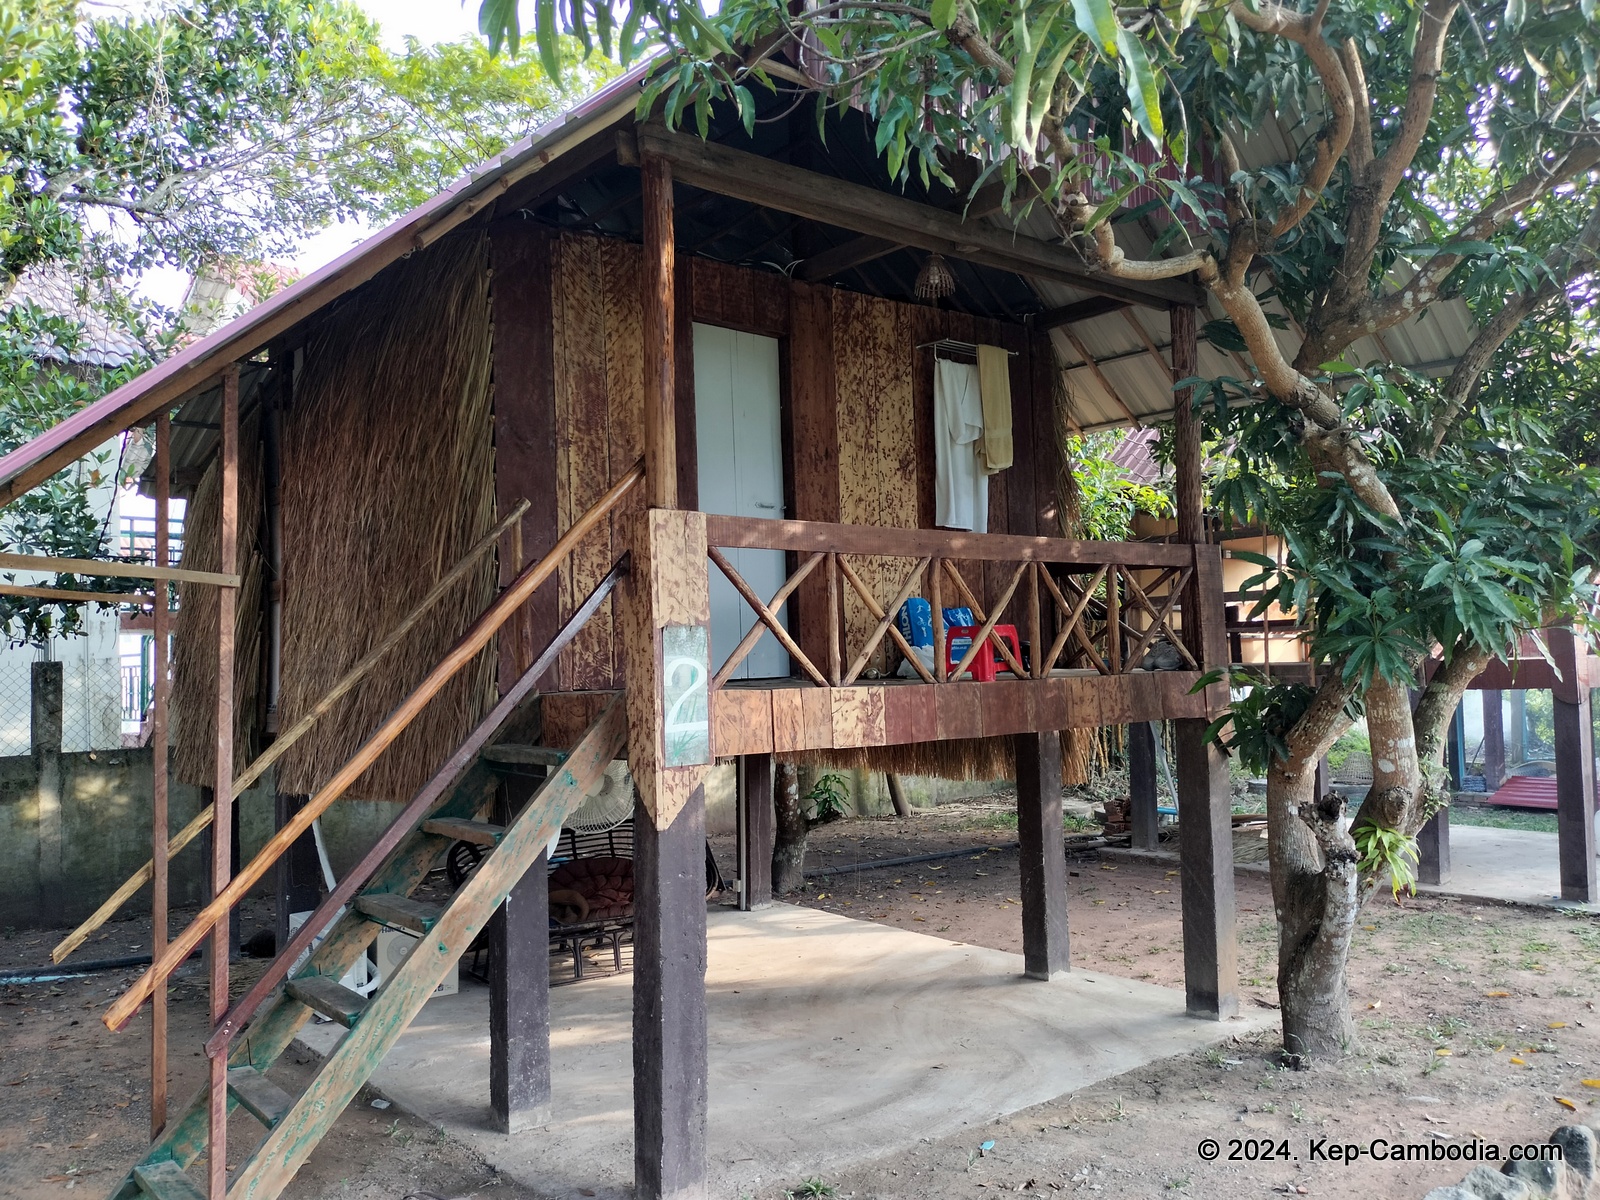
[{"x1": 704, "y1": 516, "x2": 1200, "y2": 686}]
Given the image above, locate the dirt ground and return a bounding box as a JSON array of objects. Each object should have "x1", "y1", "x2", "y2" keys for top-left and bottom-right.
[{"x1": 2, "y1": 801, "x2": 1597, "y2": 1199}]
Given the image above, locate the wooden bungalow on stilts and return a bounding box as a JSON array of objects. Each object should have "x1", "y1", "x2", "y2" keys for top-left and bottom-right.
[{"x1": 0, "y1": 65, "x2": 1496, "y2": 1200}]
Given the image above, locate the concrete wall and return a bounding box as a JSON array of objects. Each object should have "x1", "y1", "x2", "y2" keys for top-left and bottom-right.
[{"x1": 0, "y1": 662, "x2": 397, "y2": 929}]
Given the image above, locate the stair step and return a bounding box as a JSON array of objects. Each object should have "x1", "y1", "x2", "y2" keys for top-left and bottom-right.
[
  {"x1": 132, "y1": 1160, "x2": 207, "y2": 1200},
  {"x1": 227, "y1": 1065, "x2": 294, "y2": 1128},
  {"x1": 285, "y1": 975, "x2": 368, "y2": 1028},
  {"x1": 481, "y1": 743, "x2": 567, "y2": 767},
  {"x1": 355, "y1": 893, "x2": 443, "y2": 933},
  {"x1": 422, "y1": 816, "x2": 504, "y2": 846}
]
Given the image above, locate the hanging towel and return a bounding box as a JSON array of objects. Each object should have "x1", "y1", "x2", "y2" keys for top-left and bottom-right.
[
  {"x1": 934, "y1": 358, "x2": 988, "y2": 533},
  {"x1": 977, "y1": 343, "x2": 1013, "y2": 474}
]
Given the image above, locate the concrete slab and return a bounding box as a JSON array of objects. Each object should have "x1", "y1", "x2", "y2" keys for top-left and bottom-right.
[
  {"x1": 1416, "y1": 825, "x2": 1600, "y2": 912},
  {"x1": 298, "y1": 904, "x2": 1268, "y2": 1199}
]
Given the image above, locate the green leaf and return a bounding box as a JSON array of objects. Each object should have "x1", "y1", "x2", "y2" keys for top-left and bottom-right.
[
  {"x1": 1009, "y1": 11, "x2": 1041, "y2": 151},
  {"x1": 1071, "y1": 0, "x2": 1118, "y2": 56},
  {"x1": 533, "y1": 0, "x2": 560, "y2": 78},
  {"x1": 931, "y1": 0, "x2": 959, "y2": 31},
  {"x1": 478, "y1": 0, "x2": 520, "y2": 57},
  {"x1": 1115, "y1": 28, "x2": 1162, "y2": 146},
  {"x1": 1505, "y1": 0, "x2": 1526, "y2": 30}
]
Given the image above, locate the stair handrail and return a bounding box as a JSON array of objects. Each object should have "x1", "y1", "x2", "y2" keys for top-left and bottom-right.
[
  {"x1": 204, "y1": 554, "x2": 629, "y2": 1055},
  {"x1": 103, "y1": 459, "x2": 644, "y2": 1031},
  {"x1": 52, "y1": 498, "x2": 532, "y2": 965}
]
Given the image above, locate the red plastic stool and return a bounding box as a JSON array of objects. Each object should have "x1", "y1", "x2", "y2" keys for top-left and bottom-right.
[{"x1": 944, "y1": 624, "x2": 1022, "y2": 681}]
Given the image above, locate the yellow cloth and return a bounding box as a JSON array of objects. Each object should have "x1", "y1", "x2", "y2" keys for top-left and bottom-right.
[{"x1": 976, "y1": 344, "x2": 1013, "y2": 474}]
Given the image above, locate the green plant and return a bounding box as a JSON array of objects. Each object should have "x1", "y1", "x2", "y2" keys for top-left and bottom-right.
[
  {"x1": 805, "y1": 772, "x2": 850, "y2": 826},
  {"x1": 786, "y1": 1180, "x2": 837, "y2": 1199},
  {"x1": 1353, "y1": 822, "x2": 1419, "y2": 900}
]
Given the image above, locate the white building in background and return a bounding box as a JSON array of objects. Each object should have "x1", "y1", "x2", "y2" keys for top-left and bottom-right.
[{"x1": 0, "y1": 268, "x2": 145, "y2": 754}]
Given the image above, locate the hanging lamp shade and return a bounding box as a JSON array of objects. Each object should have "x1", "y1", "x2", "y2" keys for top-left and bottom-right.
[{"x1": 914, "y1": 252, "x2": 957, "y2": 301}]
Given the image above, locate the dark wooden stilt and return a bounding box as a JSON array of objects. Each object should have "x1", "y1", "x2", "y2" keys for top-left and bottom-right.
[
  {"x1": 1482, "y1": 690, "x2": 1505, "y2": 790},
  {"x1": 1550, "y1": 629, "x2": 1597, "y2": 904},
  {"x1": 1015, "y1": 731, "x2": 1069, "y2": 979},
  {"x1": 1416, "y1": 808, "x2": 1451, "y2": 886},
  {"x1": 1127, "y1": 722, "x2": 1159, "y2": 852},
  {"x1": 1174, "y1": 718, "x2": 1238, "y2": 1018},
  {"x1": 1171, "y1": 305, "x2": 1238, "y2": 1020},
  {"x1": 272, "y1": 793, "x2": 321, "y2": 954},
  {"x1": 633, "y1": 785, "x2": 709, "y2": 1200},
  {"x1": 1445, "y1": 703, "x2": 1466, "y2": 791},
  {"x1": 490, "y1": 844, "x2": 551, "y2": 1132},
  {"x1": 736, "y1": 755, "x2": 774, "y2": 911}
]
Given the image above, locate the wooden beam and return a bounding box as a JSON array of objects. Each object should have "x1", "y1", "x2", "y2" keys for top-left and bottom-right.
[
  {"x1": 208, "y1": 364, "x2": 238, "y2": 1200},
  {"x1": 1128, "y1": 720, "x2": 1159, "y2": 852},
  {"x1": 641, "y1": 155, "x2": 678, "y2": 509},
  {"x1": 1058, "y1": 328, "x2": 1142, "y2": 428},
  {"x1": 490, "y1": 822, "x2": 552, "y2": 1133},
  {"x1": 1035, "y1": 296, "x2": 1130, "y2": 329},
  {"x1": 1121, "y1": 309, "x2": 1170, "y2": 375},
  {"x1": 629, "y1": 128, "x2": 1204, "y2": 310},
  {"x1": 737, "y1": 755, "x2": 774, "y2": 910},
  {"x1": 796, "y1": 180, "x2": 1010, "y2": 282},
  {"x1": 633, "y1": 782, "x2": 709, "y2": 1200},
  {"x1": 1170, "y1": 305, "x2": 1203, "y2": 544},
  {"x1": 1550, "y1": 627, "x2": 1598, "y2": 903},
  {"x1": 150, "y1": 411, "x2": 170, "y2": 1138},
  {"x1": 0, "y1": 551, "x2": 238, "y2": 588},
  {"x1": 1015, "y1": 731, "x2": 1069, "y2": 980},
  {"x1": 0, "y1": 583, "x2": 146, "y2": 604}
]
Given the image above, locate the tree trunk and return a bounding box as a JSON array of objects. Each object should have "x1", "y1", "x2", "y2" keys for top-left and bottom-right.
[
  {"x1": 1271, "y1": 763, "x2": 1360, "y2": 1059},
  {"x1": 771, "y1": 762, "x2": 807, "y2": 895},
  {"x1": 885, "y1": 772, "x2": 912, "y2": 817},
  {"x1": 1268, "y1": 676, "x2": 1359, "y2": 1059}
]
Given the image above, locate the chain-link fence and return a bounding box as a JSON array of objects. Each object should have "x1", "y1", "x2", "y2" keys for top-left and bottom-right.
[{"x1": 0, "y1": 651, "x2": 126, "y2": 756}]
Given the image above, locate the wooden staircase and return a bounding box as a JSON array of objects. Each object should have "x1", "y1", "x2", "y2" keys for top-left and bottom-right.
[{"x1": 108, "y1": 695, "x2": 627, "y2": 1200}]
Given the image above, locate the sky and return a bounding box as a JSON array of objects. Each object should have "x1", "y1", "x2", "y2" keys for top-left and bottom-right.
[{"x1": 139, "y1": 0, "x2": 489, "y2": 307}]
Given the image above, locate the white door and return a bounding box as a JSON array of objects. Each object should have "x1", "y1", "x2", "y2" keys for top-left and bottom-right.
[{"x1": 694, "y1": 323, "x2": 789, "y2": 680}]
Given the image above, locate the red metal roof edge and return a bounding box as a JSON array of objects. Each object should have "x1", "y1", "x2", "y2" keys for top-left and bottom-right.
[{"x1": 0, "y1": 62, "x2": 654, "y2": 496}]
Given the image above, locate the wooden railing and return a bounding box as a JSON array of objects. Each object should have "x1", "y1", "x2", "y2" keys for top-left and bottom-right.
[{"x1": 705, "y1": 516, "x2": 1201, "y2": 686}]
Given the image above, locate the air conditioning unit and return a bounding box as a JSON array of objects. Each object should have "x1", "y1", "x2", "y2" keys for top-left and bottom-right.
[{"x1": 372, "y1": 929, "x2": 459, "y2": 998}]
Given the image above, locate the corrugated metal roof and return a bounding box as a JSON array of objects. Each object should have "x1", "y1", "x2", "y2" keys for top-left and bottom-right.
[{"x1": 4, "y1": 266, "x2": 146, "y2": 367}]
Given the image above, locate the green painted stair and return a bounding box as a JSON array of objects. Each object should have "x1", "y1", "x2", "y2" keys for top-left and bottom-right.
[{"x1": 114, "y1": 696, "x2": 626, "y2": 1200}]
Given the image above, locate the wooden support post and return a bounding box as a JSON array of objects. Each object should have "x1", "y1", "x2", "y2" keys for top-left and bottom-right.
[
  {"x1": 1015, "y1": 731, "x2": 1069, "y2": 979},
  {"x1": 633, "y1": 784, "x2": 709, "y2": 1200},
  {"x1": 1417, "y1": 808, "x2": 1451, "y2": 886},
  {"x1": 1445, "y1": 703, "x2": 1466, "y2": 792},
  {"x1": 736, "y1": 755, "x2": 775, "y2": 911},
  {"x1": 1128, "y1": 721, "x2": 1160, "y2": 852},
  {"x1": 272, "y1": 793, "x2": 321, "y2": 955},
  {"x1": 1550, "y1": 628, "x2": 1598, "y2": 904},
  {"x1": 641, "y1": 155, "x2": 678, "y2": 510},
  {"x1": 1508, "y1": 690, "x2": 1526, "y2": 769},
  {"x1": 150, "y1": 410, "x2": 170, "y2": 1137},
  {"x1": 490, "y1": 820, "x2": 551, "y2": 1133},
  {"x1": 208, "y1": 365, "x2": 239, "y2": 1200},
  {"x1": 1174, "y1": 717, "x2": 1238, "y2": 1019},
  {"x1": 884, "y1": 772, "x2": 912, "y2": 818},
  {"x1": 1169, "y1": 306, "x2": 1202, "y2": 544},
  {"x1": 1482, "y1": 690, "x2": 1505, "y2": 790}
]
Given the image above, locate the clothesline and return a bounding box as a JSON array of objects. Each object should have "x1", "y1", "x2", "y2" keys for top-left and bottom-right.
[{"x1": 915, "y1": 338, "x2": 1019, "y2": 358}]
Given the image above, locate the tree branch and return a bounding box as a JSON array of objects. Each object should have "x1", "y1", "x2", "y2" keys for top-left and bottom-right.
[{"x1": 1425, "y1": 197, "x2": 1600, "y2": 454}]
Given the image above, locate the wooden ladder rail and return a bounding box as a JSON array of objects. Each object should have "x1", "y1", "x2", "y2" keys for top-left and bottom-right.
[
  {"x1": 104, "y1": 458, "x2": 642, "y2": 1033},
  {"x1": 52, "y1": 498, "x2": 533, "y2": 965},
  {"x1": 208, "y1": 555, "x2": 626, "y2": 1053},
  {"x1": 107, "y1": 554, "x2": 634, "y2": 1200}
]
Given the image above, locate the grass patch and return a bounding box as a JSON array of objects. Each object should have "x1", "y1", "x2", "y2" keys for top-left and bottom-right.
[{"x1": 1451, "y1": 806, "x2": 1559, "y2": 833}]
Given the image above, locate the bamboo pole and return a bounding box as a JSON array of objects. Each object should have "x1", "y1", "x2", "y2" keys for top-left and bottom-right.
[
  {"x1": 0, "y1": 551, "x2": 237, "y2": 587},
  {"x1": 103, "y1": 462, "x2": 643, "y2": 1031},
  {"x1": 0, "y1": 583, "x2": 151, "y2": 604},
  {"x1": 50, "y1": 498, "x2": 530, "y2": 963},
  {"x1": 150, "y1": 412, "x2": 170, "y2": 1137},
  {"x1": 209, "y1": 367, "x2": 238, "y2": 1200}
]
